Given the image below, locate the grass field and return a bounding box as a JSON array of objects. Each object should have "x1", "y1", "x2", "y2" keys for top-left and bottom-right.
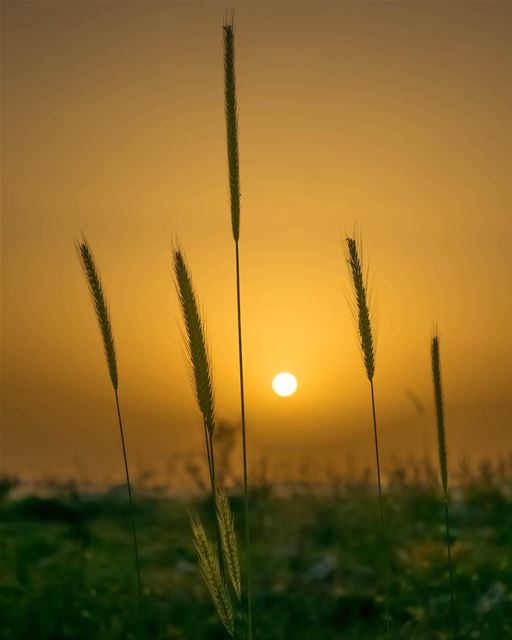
[{"x1": 1, "y1": 471, "x2": 511, "y2": 640}]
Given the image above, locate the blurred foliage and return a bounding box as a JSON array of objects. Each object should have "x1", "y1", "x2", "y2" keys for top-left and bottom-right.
[{"x1": 0, "y1": 471, "x2": 511, "y2": 639}]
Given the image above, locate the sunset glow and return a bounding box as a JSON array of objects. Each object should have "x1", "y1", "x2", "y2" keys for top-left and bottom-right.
[
  {"x1": 1, "y1": 1, "x2": 511, "y2": 479},
  {"x1": 272, "y1": 372, "x2": 298, "y2": 397}
]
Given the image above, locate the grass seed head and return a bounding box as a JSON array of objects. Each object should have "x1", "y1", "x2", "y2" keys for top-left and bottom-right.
[
  {"x1": 215, "y1": 490, "x2": 241, "y2": 600},
  {"x1": 75, "y1": 235, "x2": 118, "y2": 391},
  {"x1": 223, "y1": 19, "x2": 241, "y2": 242},
  {"x1": 431, "y1": 333, "x2": 448, "y2": 497},
  {"x1": 173, "y1": 247, "x2": 215, "y2": 437},
  {"x1": 190, "y1": 510, "x2": 234, "y2": 636},
  {"x1": 345, "y1": 236, "x2": 376, "y2": 381}
]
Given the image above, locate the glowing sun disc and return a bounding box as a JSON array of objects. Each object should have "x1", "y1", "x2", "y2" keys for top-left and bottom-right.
[{"x1": 272, "y1": 372, "x2": 298, "y2": 397}]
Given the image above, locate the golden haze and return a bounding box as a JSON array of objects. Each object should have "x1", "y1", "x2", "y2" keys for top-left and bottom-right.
[{"x1": 1, "y1": 1, "x2": 511, "y2": 480}]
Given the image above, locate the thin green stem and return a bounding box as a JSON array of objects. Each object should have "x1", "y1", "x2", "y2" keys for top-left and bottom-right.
[
  {"x1": 204, "y1": 423, "x2": 215, "y2": 495},
  {"x1": 235, "y1": 241, "x2": 253, "y2": 640},
  {"x1": 114, "y1": 390, "x2": 143, "y2": 608},
  {"x1": 208, "y1": 430, "x2": 217, "y2": 494},
  {"x1": 369, "y1": 379, "x2": 390, "y2": 639},
  {"x1": 208, "y1": 430, "x2": 225, "y2": 572},
  {"x1": 444, "y1": 496, "x2": 456, "y2": 639}
]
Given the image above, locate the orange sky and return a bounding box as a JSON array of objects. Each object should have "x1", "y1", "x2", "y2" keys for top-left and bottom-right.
[{"x1": 2, "y1": 1, "x2": 511, "y2": 482}]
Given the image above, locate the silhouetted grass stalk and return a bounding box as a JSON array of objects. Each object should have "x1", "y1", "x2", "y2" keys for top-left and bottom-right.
[
  {"x1": 173, "y1": 246, "x2": 242, "y2": 637},
  {"x1": 345, "y1": 236, "x2": 390, "y2": 638},
  {"x1": 431, "y1": 333, "x2": 456, "y2": 639},
  {"x1": 190, "y1": 511, "x2": 234, "y2": 636},
  {"x1": 223, "y1": 18, "x2": 253, "y2": 640},
  {"x1": 173, "y1": 248, "x2": 216, "y2": 495},
  {"x1": 75, "y1": 235, "x2": 143, "y2": 608},
  {"x1": 216, "y1": 489, "x2": 242, "y2": 602}
]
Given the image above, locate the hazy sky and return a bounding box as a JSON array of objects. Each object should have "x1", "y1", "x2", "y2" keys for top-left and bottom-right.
[{"x1": 2, "y1": 1, "x2": 511, "y2": 482}]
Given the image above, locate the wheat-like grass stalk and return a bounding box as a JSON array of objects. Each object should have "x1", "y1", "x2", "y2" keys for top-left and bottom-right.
[
  {"x1": 75, "y1": 234, "x2": 143, "y2": 608},
  {"x1": 431, "y1": 332, "x2": 456, "y2": 638},
  {"x1": 431, "y1": 335, "x2": 448, "y2": 498},
  {"x1": 76, "y1": 236, "x2": 118, "y2": 391},
  {"x1": 190, "y1": 510, "x2": 234, "y2": 636},
  {"x1": 345, "y1": 237, "x2": 375, "y2": 382},
  {"x1": 216, "y1": 490, "x2": 241, "y2": 601},
  {"x1": 224, "y1": 18, "x2": 240, "y2": 243},
  {"x1": 173, "y1": 247, "x2": 243, "y2": 635},
  {"x1": 344, "y1": 234, "x2": 390, "y2": 637},
  {"x1": 223, "y1": 17, "x2": 253, "y2": 640},
  {"x1": 173, "y1": 246, "x2": 216, "y2": 492}
]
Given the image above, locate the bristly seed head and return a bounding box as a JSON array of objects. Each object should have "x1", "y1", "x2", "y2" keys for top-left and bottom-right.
[
  {"x1": 345, "y1": 236, "x2": 376, "y2": 381},
  {"x1": 75, "y1": 235, "x2": 118, "y2": 391},
  {"x1": 431, "y1": 333, "x2": 448, "y2": 498},
  {"x1": 190, "y1": 510, "x2": 234, "y2": 636},
  {"x1": 173, "y1": 247, "x2": 215, "y2": 437},
  {"x1": 215, "y1": 490, "x2": 241, "y2": 601},
  {"x1": 223, "y1": 19, "x2": 241, "y2": 242}
]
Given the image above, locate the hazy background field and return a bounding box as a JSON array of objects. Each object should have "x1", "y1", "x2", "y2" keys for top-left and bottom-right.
[
  {"x1": 1, "y1": 459, "x2": 511, "y2": 640},
  {"x1": 2, "y1": 0, "x2": 512, "y2": 483}
]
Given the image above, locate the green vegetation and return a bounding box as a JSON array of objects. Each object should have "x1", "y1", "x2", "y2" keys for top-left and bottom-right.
[{"x1": 1, "y1": 473, "x2": 511, "y2": 640}]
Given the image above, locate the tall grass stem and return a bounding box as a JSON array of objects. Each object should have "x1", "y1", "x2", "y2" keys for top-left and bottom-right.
[
  {"x1": 173, "y1": 247, "x2": 216, "y2": 488},
  {"x1": 431, "y1": 333, "x2": 456, "y2": 638},
  {"x1": 114, "y1": 390, "x2": 143, "y2": 605},
  {"x1": 345, "y1": 235, "x2": 390, "y2": 639},
  {"x1": 173, "y1": 246, "x2": 223, "y2": 567},
  {"x1": 235, "y1": 241, "x2": 253, "y2": 639},
  {"x1": 370, "y1": 380, "x2": 390, "y2": 636},
  {"x1": 224, "y1": 18, "x2": 253, "y2": 639},
  {"x1": 76, "y1": 236, "x2": 143, "y2": 613}
]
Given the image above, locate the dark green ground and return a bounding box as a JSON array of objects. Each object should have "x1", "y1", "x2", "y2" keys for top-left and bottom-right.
[{"x1": 1, "y1": 481, "x2": 511, "y2": 639}]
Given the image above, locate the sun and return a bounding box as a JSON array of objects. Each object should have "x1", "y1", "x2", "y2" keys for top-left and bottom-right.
[{"x1": 272, "y1": 372, "x2": 298, "y2": 397}]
